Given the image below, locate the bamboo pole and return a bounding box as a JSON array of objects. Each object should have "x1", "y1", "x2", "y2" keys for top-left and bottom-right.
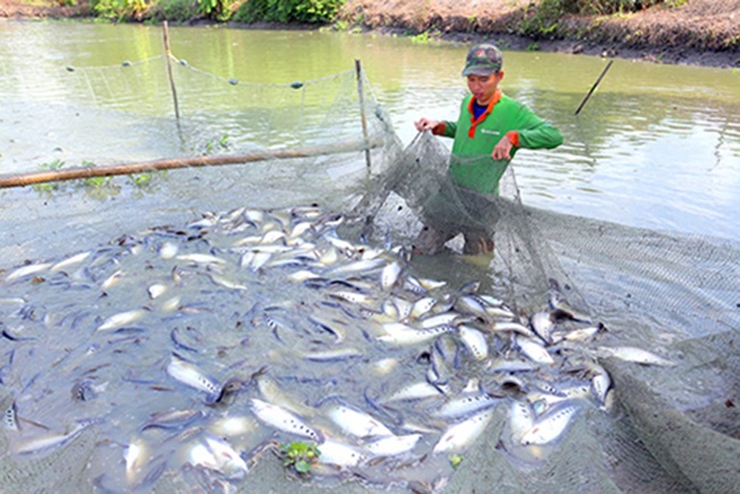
[
  {"x1": 355, "y1": 59, "x2": 372, "y2": 175},
  {"x1": 0, "y1": 138, "x2": 382, "y2": 189},
  {"x1": 574, "y1": 60, "x2": 613, "y2": 116},
  {"x1": 163, "y1": 21, "x2": 180, "y2": 120}
]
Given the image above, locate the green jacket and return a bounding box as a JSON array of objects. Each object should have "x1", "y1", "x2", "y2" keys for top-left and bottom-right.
[{"x1": 436, "y1": 90, "x2": 562, "y2": 194}]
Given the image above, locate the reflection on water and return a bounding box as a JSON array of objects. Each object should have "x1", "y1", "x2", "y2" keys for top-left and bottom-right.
[{"x1": 1, "y1": 22, "x2": 738, "y2": 242}]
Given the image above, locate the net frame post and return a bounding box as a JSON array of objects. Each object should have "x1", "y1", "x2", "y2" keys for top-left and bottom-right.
[
  {"x1": 163, "y1": 21, "x2": 181, "y2": 120},
  {"x1": 355, "y1": 59, "x2": 372, "y2": 175}
]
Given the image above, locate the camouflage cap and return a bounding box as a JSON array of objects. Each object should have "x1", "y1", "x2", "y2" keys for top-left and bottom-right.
[{"x1": 462, "y1": 43, "x2": 503, "y2": 76}]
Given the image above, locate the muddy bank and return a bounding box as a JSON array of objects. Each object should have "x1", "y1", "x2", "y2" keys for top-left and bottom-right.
[
  {"x1": 337, "y1": 0, "x2": 740, "y2": 69},
  {"x1": 2, "y1": 0, "x2": 739, "y2": 68}
]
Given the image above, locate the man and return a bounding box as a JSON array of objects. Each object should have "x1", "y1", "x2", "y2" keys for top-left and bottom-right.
[{"x1": 413, "y1": 43, "x2": 563, "y2": 255}]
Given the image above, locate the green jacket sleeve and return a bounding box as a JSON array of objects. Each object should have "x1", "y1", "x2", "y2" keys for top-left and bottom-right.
[{"x1": 513, "y1": 103, "x2": 563, "y2": 149}]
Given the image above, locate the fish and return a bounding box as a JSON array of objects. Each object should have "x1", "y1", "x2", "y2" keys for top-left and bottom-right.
[
  {"x1": 159, "y1": 241, "x2": 179, "y2": 259},
  {"x1": 410, "y1": 297, "x2": 436, "y2": 319},
  {"x1": 5, "y1": 262, "x2": 53, "y2": 282},
  {"x1": 175, "y1": 253, "x2": 226, "y2": 265},
  {"x1": 365, "y1": 433, "x2": 422, "y2": 457},
  {"x1": 140, "y1": 409, "x2": 204, "y2": 431},
  {"x1": 384, "y1": 381, "x2": 443, "y2": 402},
  {"x1": 487, "y1": 358, "x2": 540, "y2": 373},
  {"x1": 508, "y1": 400, "x2": 535, "y2": 443},
  {"x1": 101, "y1": 269, "x2": 124, "y2": 291},
  {"x1": 515, "y1": 335, "x2": 555, "y2": 365},
  {"x1": 562, "y1": 322, "x2": 607, "y2": 341},
  {"x1": 597, "y1": 346, "x2": 677, "y2": 366},
  {"x1": 97, "y1": 309, "x2": 147, "y2": 331},
  {"x1": 520, "y1": 402, "x2": 580, "y2": 446},
  {"x1": 492, "y1": 321, "x2": 536, "y2": 337},
  {"x1": 418, "y1": 312, "x2": 461, "y2": 329},
  {"x1": 529, "y1": 311, "x2": 554, "y2": 344},
  {"x1": 51, "y1": 252, "x2": 91, "y2": 272},
  {"x1": 14, "y1": 421, "x2": 91, "y2": 455},
  {"x1": 433, "y1": 408, "x2": 495, "y2": 454},
  {"x1": 432, "y1": 392, "x2": 500, "y2": 419},
  {"x1": 458, "y1": 325, "x2": 489, "y2": 361},
  {"x1": 255, "y1": 375, "x2": 316, "y2": 417},
  {"x1": 147, "y1": 283, "x2": 167, "y2": 299},
  {"x1": 378, "y1": 325, "x2": 456, "y2": 346},
  {"x1": 591, "y1": 369, "x2": 612, "y2": 407},
  {"x1": 302, "y1": 347, "x2": 363, "y2": 362},
  {"x1": 380, "y1": 261, "x2": 402, "y2": 290},
  {"x1": 125, "y1": 437, "x2": 148, "y2": 486},
  {"x1": 187, "y1": 433, "x2": 248, "y2": 481},
  {"x1": 166, "y1": 354, "x2": 221, "y2": 399},
  {"x1": 208, "y1": 274, "x2": 247, "y2": 290},
  {"x1": 208, "y1": 416, "x2": 257, "y2": 437},
  {"x1": 3, "y1": 402, "x2": 19, "y2": 431},
  {"x1": 318, "y1": 438, "x2": 368, "y2": 467},
  {"x1": 249, "y1": 398, "x2": 322, "y2": 442},
  {"x1": 327, "y1": 404, "x2": 394, "y2": 439}
]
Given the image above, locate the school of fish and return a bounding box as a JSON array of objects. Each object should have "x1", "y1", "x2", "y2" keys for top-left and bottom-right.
[{"x1": 0, "y1": 204, "x2": 679, "y2": 492}]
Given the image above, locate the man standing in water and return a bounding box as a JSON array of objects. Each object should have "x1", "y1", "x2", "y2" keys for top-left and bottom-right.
[{"x1": 414, "y1": 43, "x2": 563, "y2": 255}]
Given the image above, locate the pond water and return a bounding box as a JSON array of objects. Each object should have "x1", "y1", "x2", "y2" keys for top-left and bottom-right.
[
  {"x1": 1, "y1": 21, "x2": 739, "y2": 245},
  {"x1": 0, "y1": 20, "x2": 738, "y2": 493}
]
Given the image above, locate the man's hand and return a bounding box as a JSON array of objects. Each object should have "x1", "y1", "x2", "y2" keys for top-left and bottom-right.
[
  {"x1": 492, "y1": 135, "x2": 514, "y2": 160},
  {"x1": 415, "y1": 118, "x2": 442, "y2": 132}
]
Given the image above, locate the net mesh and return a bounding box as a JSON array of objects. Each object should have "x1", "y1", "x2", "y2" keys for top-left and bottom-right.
[{"x1": 1, "y1": 49, "x2": 739, "y2": 493}]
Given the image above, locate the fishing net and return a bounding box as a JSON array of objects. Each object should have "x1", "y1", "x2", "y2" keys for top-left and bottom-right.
[{"x1": 1, "y1": 45, "x2": 739, "y2": 494}]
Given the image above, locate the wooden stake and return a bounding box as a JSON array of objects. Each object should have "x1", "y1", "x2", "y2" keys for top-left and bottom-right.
[
  {"x1": 0, "y1": 138, "x2": 382, "y2": 189},
  {"x1": 163, "y1": 21, "x2": 180, "y2": 120},
  {"x1": 355, "y1": 59, "x2": 372, "y2": 174},
  {"x1": 574, "y1": 60, "x2": 613, "y2": 116}
]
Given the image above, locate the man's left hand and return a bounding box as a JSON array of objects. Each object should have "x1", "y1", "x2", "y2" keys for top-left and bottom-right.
[{"x1": 491, "y1": 136, "x2": 513, "y2": 160}]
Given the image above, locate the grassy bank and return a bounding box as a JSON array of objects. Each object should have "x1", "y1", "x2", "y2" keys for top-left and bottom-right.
[{"x1": 1, "y1": 0, "x2": 738, "y2": 67}]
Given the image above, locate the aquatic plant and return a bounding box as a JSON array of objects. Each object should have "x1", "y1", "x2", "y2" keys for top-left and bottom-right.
[{"x1": 279, "y1": 441, "x2": 320, "y2": 476}]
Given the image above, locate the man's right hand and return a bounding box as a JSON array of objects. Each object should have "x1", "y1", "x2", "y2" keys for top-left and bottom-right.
[{"x1": 415, "y1": 118, "x2": 442, "y2": 132}]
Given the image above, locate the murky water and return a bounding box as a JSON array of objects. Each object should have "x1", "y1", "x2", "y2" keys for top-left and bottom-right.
[
  {"x1": 1, "y1": 22, "x2": 739, "y2": 245},
  {"x1": 0, "y1": 20, "x2": 738, "y2": 492}
]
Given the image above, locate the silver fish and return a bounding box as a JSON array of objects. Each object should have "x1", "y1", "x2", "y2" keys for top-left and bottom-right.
[
  {"x1": 207, "y1": 416, "x2": 257, "y2": 437},
  {"x1": 147, "y1": 283, "x2": 167, "y2": 299},
  {"x1": 597, "y1": 345, "x2": 677, "y2": 367},
  {"x1": 508, "y1": 400, "x2": 535, "y2": 443},
  {"x1": 365, "y1": 433, "x2": 421, "y2": 456},
  {"x1": 327, "y1": 404, "x2": 394, "y2": 438},
  {"x1": 318, "y1": 438, "x2": 368, "y2": 467},
  {"x1": 562, "y1": 322, "x2": 607, "y2": 341},
  {"x1": 187, "y1": 433, "x2": 248, "y2": 481},
  {"x1": 459, "y1": 325, "x2": 489, "y2": 361},
  {"x1": 493, "y1": 321, "x2": 536, "y2": 338},
  {"x1": 432, "y1": 392, "x2": 500, "y2": 419},
  {"x1": 433, "y1": 408, "x2": 495, "y2": 454},
  {"x1": 175, "y1": 253, "x2": 226, "y2": 265},
  {"x1": 249, "y1": 398, "x2": 322, "y2": 442},
  {"x1": 97, "y1": 309, "x2": 147, "y2": 331},
  {"x1": 530, "y1": 311, "x2": 554, "y2": 344},
  {"x1": 166, "y1": 355, "x2": 220, "y2": 398},
  {"x1": 378, "y1": 325, "x2": 456, "y2": 346},
  {"x1": 385, "y1": 382, "x2": 443, "y2": 402},
  {"x1": 101, "y1": 269, "x2": 124, "y2": 291},
  {"x1": 5, "y1": 262, "x2": 53, "y2": 282},
  {"x1": 159, "y1": 241, "x2": 179, "y2": 259},
  {"x1": 380, "y1": 261, "x2": 402, "y2": 290},
  {"x1": 15, "y1": 421, "x2": 90, "y2": 455},
  {"x1": 50, "y1": 252, "x2": 91, "y2": 272},
  {"x1": 515, "y1": 335, "x2": 555, "y2": 365},
  {"x1": 520, "y1": 402, "x2": 580, "y2": 446}
]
